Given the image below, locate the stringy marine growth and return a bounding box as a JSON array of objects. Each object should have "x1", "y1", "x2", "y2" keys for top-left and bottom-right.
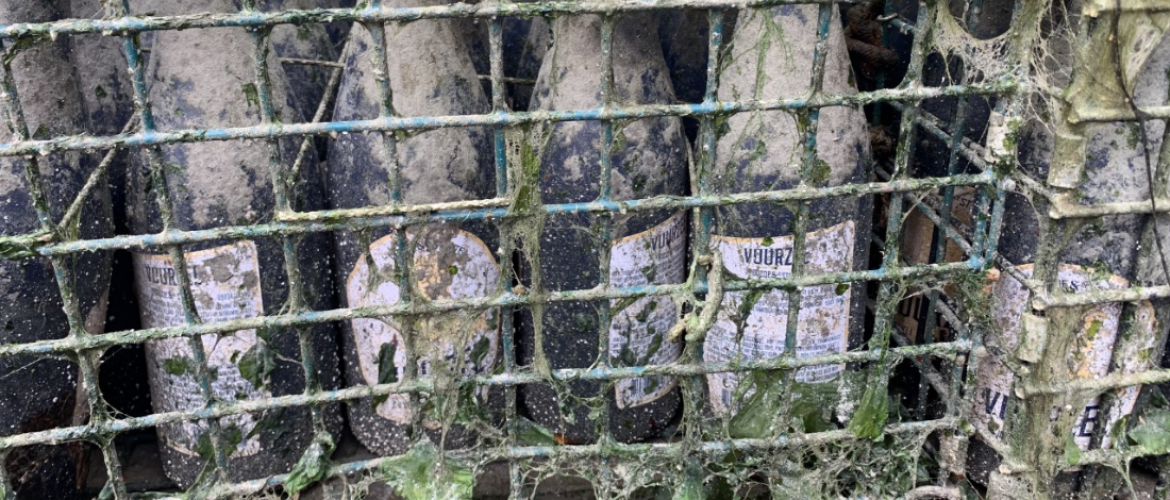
[{"x1": 3, "y1": 0, "x2": 1170, "y2": 498}]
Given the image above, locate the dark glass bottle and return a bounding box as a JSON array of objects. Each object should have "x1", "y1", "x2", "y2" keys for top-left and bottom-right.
[
  {"x1": 0, "y1": 1, "x2": 112, "y2": 498},
  {"x1": 328, "y1": 0, "x2": 499, "y2": 456},
  {"x1": 519, "y1": 12, "x2": 690, "y2": 444},
  {"x1": 129, "y1": 0, "x2": 338, "y2": 122},
  {"x1": 256, "y1": 0, "x2": 339, "y2": 123},
  {"x1": 71, "y1": 0, "x2": 154, "y2": 419},
  {"x1": 704, "y1": 4, "x2": 872, "y2": 426},
  {"x1": 969, "y1": 23, "x2": 1170, "y2": 488},
  {"x1": 126, "y1": 1, "x2": 343, "y2": 486}
]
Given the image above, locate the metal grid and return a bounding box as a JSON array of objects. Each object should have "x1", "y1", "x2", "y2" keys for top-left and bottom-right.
[{"x1": 0, "y1": 0, "x2": 1165, "y2": 498}]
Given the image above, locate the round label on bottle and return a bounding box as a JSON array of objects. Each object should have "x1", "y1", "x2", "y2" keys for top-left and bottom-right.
[
  {"x1": 133, "y1": 241, "x2": 267, "y2": 457},
  {"x1": 974, "y1": 264, "x2": 1158, "y2": 450},
  {"x1": 347, "y1": 226, "x2": 501, "y2": 425},
  {"x1": 704, "y1": 221, "x2": 855, "y2": 416},
  {"x1": 609, "y1": 212, "x2": 687, "y2": 409}
]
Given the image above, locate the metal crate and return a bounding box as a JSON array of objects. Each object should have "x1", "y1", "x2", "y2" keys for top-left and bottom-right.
[{"x1": 0, "y1": 0, "x2": 1167, "y2": 498}]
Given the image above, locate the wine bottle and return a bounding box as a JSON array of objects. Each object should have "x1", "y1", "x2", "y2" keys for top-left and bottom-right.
[
  {"x1": 71, "y1": 0, "x2": 155, "y2": 419},
  {"x1": 704, "y1": 4, "x2": 872, "y2": 427},
  {"x1": 453, "y1": 1, "x2": 548, "y2": 111},
  {"x1": 969, "y1": 25, "x2": 1170, "y2": 488},
  {"x1": 257, "y1": 0, "x2": 339, "y2": 123},
  {"x1": 328, "y1": 0, "x2": 499, "y2": 456},
  {"x1": 130, "y1": 0, "x2": 338, "y2": 122},
  {"x1": 519, "y1": 12, "x2": 690, "y2": 444},
  {"x1": 71, "y1": 0, "x2": 136, "y2": 140},
  {"x1": 126, "y1": 0, "x2": 343, "y2": 486},
  {"x1": 0, "y1": 0, "x2": 112, "y2": 497}
]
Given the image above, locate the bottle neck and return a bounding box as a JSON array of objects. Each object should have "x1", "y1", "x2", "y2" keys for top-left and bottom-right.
[{"x1": 538, "y1": 12, "x2": 670, "y2": 108}]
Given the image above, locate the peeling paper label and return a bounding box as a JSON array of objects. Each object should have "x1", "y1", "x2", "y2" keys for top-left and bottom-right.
[
  {"x1": 975, "y1": 264, "x2": 1157, "y2": 449},
  {"x1": 134, "y1": 241, "x2": 267, "y2": 457},
  {"x1": 347, "y1": 227, "x2": 500, "y2": 426},
  {"x1": 704, "y1": 221, "x2": 855, "y2": 416},
  {"x1": 609, "y1": 212, "x2": 687, "y2": 409}
]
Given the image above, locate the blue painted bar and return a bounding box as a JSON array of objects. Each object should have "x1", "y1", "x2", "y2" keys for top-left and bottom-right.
[
  {"x1": 0, "y1": 1, "x2": 863, "y2": 39},
  {"x1": 0, "y1": 82, "x2": 1015, "y2": 157}
]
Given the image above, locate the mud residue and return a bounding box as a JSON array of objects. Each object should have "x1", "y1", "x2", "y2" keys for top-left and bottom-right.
[
  {"x1": 330, "y1": 4, "x2": 491, "y2": 207},
  {"x1": 714, "y1": 4, "x2": 869, "y2": 192},
  {"x1": 145, "y1": 0, "x2": 300, "y2": 229}
]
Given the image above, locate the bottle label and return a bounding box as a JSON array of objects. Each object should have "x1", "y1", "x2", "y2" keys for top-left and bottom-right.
[
  {"x1": 347, "y1": 227, "x2": 500, "y2": 425},
  {"x1": 704, "y1": 221, "x2": 855, "y2": 416},
  {"x1": 133, "y1": 241, "x2": 267, "y2": 457},
  {"x1": 608, "y1": 212, "x2": 687, "y2": 409},
  {"x1": 895, "y1": 187, "x2": 979, "y2": 342},
  {"x1": 975, "y1": 264, "x2": 1157, "y2": 449}
]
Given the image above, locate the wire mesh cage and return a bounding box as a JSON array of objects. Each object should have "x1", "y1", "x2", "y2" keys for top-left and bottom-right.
[{"x1": 0, "y1": 0, "x2": 1168, "y2": 498}]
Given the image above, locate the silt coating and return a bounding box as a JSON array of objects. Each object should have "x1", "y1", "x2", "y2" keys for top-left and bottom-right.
[
  {"x1": 708, "y1": 3, "x2": 872, "y2": 423},
  {"x1": 0, "y1": 1, "x2": 112, "y2": 498},
  {"x1": 327, "y1": 0, "x2": 500, "y2": 457},
  {"x1": 968, "y1": 24, "x2": 1170, "y2": 488},
  {"x1": 127, "y1": 3, "x2": 342, "y2": 487},
  {"x1": 519, "y1": 11, "x2": 689, "y2": 444},
  {"x1": 127, "y1": 0, "x2": 339, "y2": 122}
]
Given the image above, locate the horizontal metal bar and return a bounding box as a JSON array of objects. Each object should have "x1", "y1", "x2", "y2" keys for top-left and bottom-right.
[
  {"x1": 1076, "y1": 444, "x2": 1162, "y2": 467},
  {"x1": 278, "y1": 57, "x2": 344, "y2": 68},
  {"x1": 1049, "y1": 198, "x2": 1170, "y2": 219},
  {"x1": 1020, "y1": 366, "x2": 1170, "y2": 397},
  {"x1": 0, "y1": 341, "x2": 968, "y2": 451},
  {"x1": 477, "y1": 74, "x2": 537, "y2": 85},
  {"x1": 891, "y1": 100, "x2": 994, "y2": 173},
  {"x1": 275, "y1": 196, "x2": 509, "y2": 221},
  {"x1": 11, "y1": 172, "x2": 990, "y2": 256},
  {"x1": 0, "y1": 82, "x2": 1015, "y2": 157},
  {"x1": 904, "y1": 486, "x2": 961, "y2": 500},
  {"x1": 0, "y1": 0, "x2": 854, "y2": 39},
  {"x1": 1006, "y1": 167, "x2": 1055, "y2": 201},
  {"x1": 1069, "y1": 104, "x2": 1170, "y2": 122},
  {"x1": 0, "y1": 260, "x2": 979, "y2": 358},
  {"x1": 1030, "y1": 284, "x2": 1170, "y2": 310},
  {"x1": 148, "y1": 418, "x2": 958, "y2": 500},
  {"x1": 887, "y1": 16, "x2": 918, "y2": 34},
  {"x1": 1083, "y1": 0, "x2": 1170, "y2": 14}
]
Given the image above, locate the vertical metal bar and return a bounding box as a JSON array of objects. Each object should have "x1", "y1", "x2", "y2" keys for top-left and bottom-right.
[
  {"x1": 779, "y1": 1, "x2": 831, "y2": 426},
  {"x1": 241, "y1": 1, "x2": 328, "y2": 436},
  {"x1": 0, "y1": 27, "x2": 132, "y2": 500},
  {"x1": 97, "y1": 434, "x2": 130, "y2": 500},
  {"x1": 0, "y1": 451, "x2": 10, "y2": 500},
  {"x1": 871, "y1": 0, "x2": 934, "y2": 453},
  {"x1": 680, "y1": 6, "x2": 724, "y2": 493},
  {"x1": 487, "y1": 9, "x2": 523, "y2": 499},
  {"x1": 363, "y1": 0, "x2": 421, "y2": 434},
  {"x1": 870, "y1": 0, "x2": 893, "y2": 126},
  {"x1": 907, "y1": 0, "x2": 982, "y2": 419},
  {"x1": 112, "y1": 0, "x2": 232, "y2": 483},
  {"x1": 595, "y1": 13, "x2": 616, "y2": 497},
  {"x1": 916, "y1": 97, "x2": 971, "y2": 421},
  {"x1": 978, "y1": 0, "x2": 1045, "y2": 493}
]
